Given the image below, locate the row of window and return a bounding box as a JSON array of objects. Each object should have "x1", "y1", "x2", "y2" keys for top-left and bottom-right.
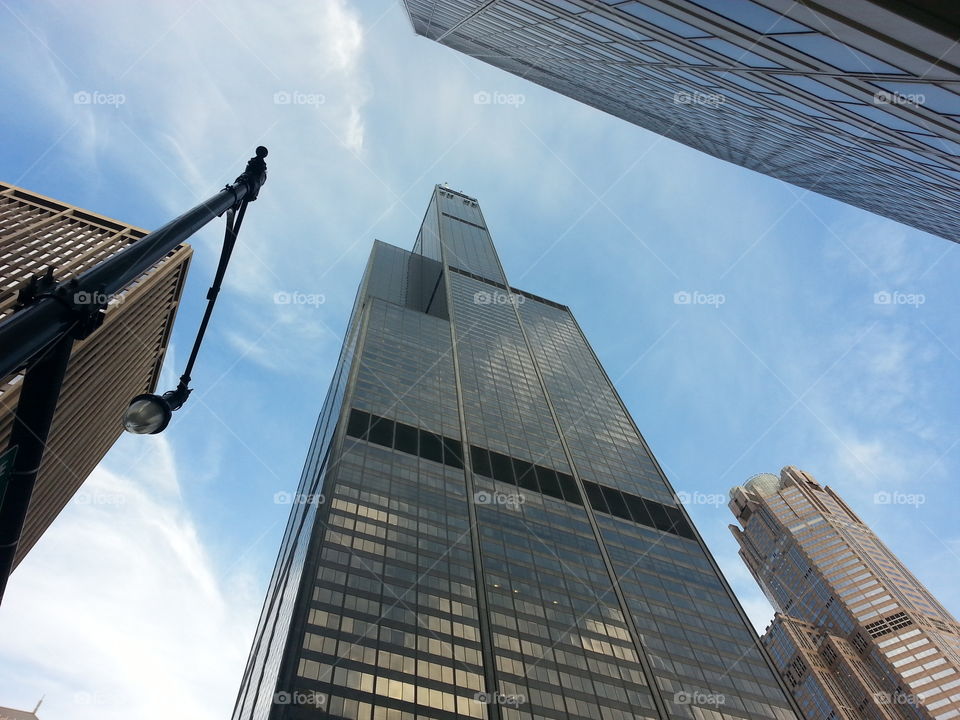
[
  {"x1": 447, "y1": 263, "x2": 570, "y2": 311},
  {"x1": 474, "y1": 444, "x2": 695, "y2": 540},
  {"x1": 347, "y1": 409, "x2": 465, "y2": 469},
  {"x1": 346, "y1": 407, "x2": 694, "y2": 540}
]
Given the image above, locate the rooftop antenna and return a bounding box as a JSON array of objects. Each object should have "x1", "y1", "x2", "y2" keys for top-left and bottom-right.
[{"x1": 33, "y1": 695, "x2": 44, "y2": 714}]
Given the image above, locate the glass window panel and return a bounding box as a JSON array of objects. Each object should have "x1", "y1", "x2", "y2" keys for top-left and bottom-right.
[
  {"x1": 624, "y1": 493, "x2": 653, "y2": 527},
  {"x1": 612, "y1": 42, "x2": 660, "y2": 62},
  {"x1": 600, "y1": 485, "x2": 631, "y2": 521},
  {"x1": 471, "y1": 445, "x2": 492, "y2": 478},
  {"x1": 584, "y1": 481, "x2": 609, "y2": 513},
  {"x1": 643, "y1": 498, "x2": 673, "y2": 533},
  {"x1": 368, "y1": 416, "x2": 394, "y2": 448},
  {"x1": 687, "y1": 0, "x2": 810, "y2": 34},
  {"x1": 542, "y1": 0, "x2": 583, "y2": 14},
  {"x1": 582, "y1": 11, "x2": 649, "y2": 41},
  {"x1": 644, "y1": 40, "x2": 710, "y2": 65},
  {"x1": 557, "y1": 473, "x2": 582, "y2": 504},
  {"x1": 669, "y1": 68, "x2": 715, "y2": 87},
  {"x1": 770, "y1": 94, "x2": 832, "y2": 117},
  {"x1": 872, "y1": 81, "x2": 960, "y2": 115},
  {"x1": 513, "y1": 458, "x2": 540, "y2": 492},
  {"x1": 395, "y1": 423, "x2": 419, "y2": 455},
  {"x1": 347, "y1": 409, "x2": 370, "y2": 439},
  {"x1": 619, "y1": 2, "x2": 710, "y2": 38},
  {"x1": 774, "y1": 33, "x2": 903, "y2": 74},
  {"x1": 711, "y1": 71, "x2": 774, "y2": 94},
  {"x1": 906, "y1": 133, "x2": 960, "y2": 157},
  {"x1": 774, "y1": 73, "x2": 861, "y2": 102},
  {"x1": 843, "y1": 103, "x2": 929, "y2": 133},
  {"x1": 535, "y1": 466, "x2": 562, "y2": 499},
  {"x1": 443, "y1": 437, "x2": 465, "y2": 469},
  {"x1": 694, "y1": 37, "x2": 783, "y2": 68},
  {"x1": 419, "y1": 430, "x2": 444, "y2": 464},
  {"x1": 490, "y1": 451, "x2": 516, "y2": 484}
]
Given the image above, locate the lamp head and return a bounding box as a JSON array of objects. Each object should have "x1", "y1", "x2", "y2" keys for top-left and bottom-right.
[
  {"x1": 122, "y1": 393, "x2": 173, "y2": 434},
  {"x1": 122, "y1": 383, "x2": 190, "y2": 434}
]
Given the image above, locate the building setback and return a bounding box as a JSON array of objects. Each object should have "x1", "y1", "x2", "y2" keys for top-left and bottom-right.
[
  {"x1": 402, "y1": 0, "x2": 960, "y2": 241},
  {"x1": 730, "y1": 467, "x2": 960, "y2": 720},
  {"x1": 0, "y1": 182, "x2": 191, "y2": 567},
  {"x1": 233, "y1": 185, "x2": 801, "y2": 720}
]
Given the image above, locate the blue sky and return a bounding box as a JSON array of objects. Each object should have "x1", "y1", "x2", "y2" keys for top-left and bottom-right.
[{"x1": 0, "y1": 1, "x2": 958, "y2": 718}]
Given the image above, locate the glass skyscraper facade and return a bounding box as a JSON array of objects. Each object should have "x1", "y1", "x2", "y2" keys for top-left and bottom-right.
[
  {"x1": 730, "y1": 467, "x2": 960, "y2": 720},
  {"x1": 233, "y1": 186, "x2": 801, "y2": 720},
  {"x1": 401, "y1": 0, "x2": 960, "y2": 241}
]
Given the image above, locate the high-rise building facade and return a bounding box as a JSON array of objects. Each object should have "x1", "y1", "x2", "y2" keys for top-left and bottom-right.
[
  {"x1": 729, "y1": 467, "x2": 960, "y2": 720},
  {"x1": 0, "y1": 182, "x2": 192, "y2": 567},
  {"x1": 402, "y1": 0, "x2": 960, "y2": 241},
  {"x1": 234, "y1": 185, "x2": 801, "y2": 720}
]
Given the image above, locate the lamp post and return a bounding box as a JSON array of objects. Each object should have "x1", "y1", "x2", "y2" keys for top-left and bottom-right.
[
  {"x1": 0, "y1": 146, "x2": 269, "y2": 605},
  {"x1": 121, "y1": 162, "x2": 257, "y2": 435}
]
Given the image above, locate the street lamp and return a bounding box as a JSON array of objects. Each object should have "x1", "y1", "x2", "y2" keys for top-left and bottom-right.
[
  {"x1": 122, "y1": 387, "x2": 187, "y2": 434},
  {"x1": 0, "y1": 145, "x2": 269, "y2": 605},
  {"x1": 121, "y1": 146, "x2": 267, "y2": 435}
]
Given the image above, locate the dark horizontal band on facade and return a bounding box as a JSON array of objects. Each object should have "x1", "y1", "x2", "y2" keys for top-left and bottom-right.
[
  {"x1": 345, "y1": 408, "x2": 694, "y2": 540},
  {"x1": 447, "y1": 265, "x2": 569, "y2": 311},
  {"x1": 346, "y1": 408, "x2": 464, "y2": 469},
  {"x1": 440, "y1": 210, "x2": 486, "y2": 230}
]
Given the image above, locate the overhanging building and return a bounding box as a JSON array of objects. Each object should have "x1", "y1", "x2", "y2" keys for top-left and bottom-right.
[
  {"x1": 730, "y1": 467, "x2": 960, "y2": 720},
  {"x1": 402, "y1": 0, "x2": 960, "y2": 241},
  {"x1": 0, "y1": 182, "x2": 191, "y2": 567},
  {"x1": 233, "y1": 186, "x2": 801, "y2": 720}
]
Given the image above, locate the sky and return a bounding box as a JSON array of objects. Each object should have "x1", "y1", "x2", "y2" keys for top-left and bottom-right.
[{"x1": 0, "y1": 1, "x2": 958, "y2": 718}]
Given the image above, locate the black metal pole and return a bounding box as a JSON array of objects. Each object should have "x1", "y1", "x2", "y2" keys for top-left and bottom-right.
[
  {"x1": 146, "y1": 198, "x2": 247, "y2": 414},
  {"x1": 0, "y1": 147, "x2": 268, "y2": 381},
  {"x1": 0, "y1": 334, "x2": 74, "y2": 602},
  {"x1": 0, "y1": 147, "x2": 268, "y2": 606}
]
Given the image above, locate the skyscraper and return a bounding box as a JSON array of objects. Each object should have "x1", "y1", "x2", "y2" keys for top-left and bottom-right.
[
  {"x1": 0, "y1": 182, "x2": 192, "y2": 567},
  {"x1": 234, "y1": 185, "x2": 801, "y2": 720},
  {"x1": 401, "y1": 0, "x2": 960, "y2": 241},
  {"x1": 729, "y1": 467, "x2": 960, "y2": 720}
]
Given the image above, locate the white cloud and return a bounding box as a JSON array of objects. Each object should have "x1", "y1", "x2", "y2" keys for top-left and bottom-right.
[{"x1": 0, "y1": 435, "x2": 260, "y2": 719}]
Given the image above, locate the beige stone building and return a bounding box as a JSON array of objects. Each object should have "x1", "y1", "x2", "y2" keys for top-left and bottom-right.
[
  {"x1": 0, "y1": 182, "x2": 191, "y2": 567},
  {"x1": 731, "y1": 467, "x2": 960, "y2": 719}
]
